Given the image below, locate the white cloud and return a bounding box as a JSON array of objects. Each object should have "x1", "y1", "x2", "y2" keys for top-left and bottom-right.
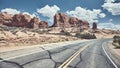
[
  {"x1": 99, "y1": 13, "x2": 106, "y2": 18},
  {"x1": 98, "y1": 22, "x2": 120, "y2": 30},
  {"x1": 22, "y1": 12, "x2": 36, "y2": 18},
  {"x1": 66, "y1": 7, "x2": 106, "y2": 23},
  {"x1": 109, "y1": 19, "x2": 113, "y2": 22},
  {"x1": 1, "y1": 8, "x2": 20, "y2": 15},
  {"x1": 105, "y1": 0, "x2": 116, "y2": 3},
  {"x1": 102, "y1": 3, "x2": 120, "y2": 15},
  {"x1": 1, "y1": 8, "x2": 37, "y2": 18},
  {"x1": 37, "y1": 5, "x2": 60, "y2": 23}
]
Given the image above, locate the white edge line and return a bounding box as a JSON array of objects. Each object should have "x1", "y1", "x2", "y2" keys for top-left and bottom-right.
[{"x1": 102, "y1": 42, "x2": 118, "y2": 68}]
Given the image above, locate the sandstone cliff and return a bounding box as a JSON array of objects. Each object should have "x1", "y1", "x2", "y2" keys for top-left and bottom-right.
[
  {"x1": 0, "y1": 12, "x2": 48, "y2": 28},
  {"x1": 52, "y1": 13, "x2": 89, "y2": 29}
]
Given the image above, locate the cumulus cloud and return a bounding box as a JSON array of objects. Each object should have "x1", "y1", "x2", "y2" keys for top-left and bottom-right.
[
  {"x1": 37, "y1": 5, "x2": 60, "y2": 22},
  {"x1": 22, "y1": 12, "x2": 36, "y2": 18},
  {"x1": 99, "y1": 13, "x2": 106, "y2": 18},
  {"x1": 109, "y1": 19, "x2": 113, "y2": 22},
  {"x1": 66, "y1": 7, "x2": 106, "y2": 23},
  {"x1": 98, "y1": 22, "x2": 120, "y2": 30},
  {"x1": 105, "y1": 0, "x2": 116, "y2": 3},
  {"x1": 1, "y1": 8, "x2": 20, "y2": 15},
  {"x1": 102, "y1": 3, "x2": 120, "y2": 15},
  {"x1": 1, "y1": 8, "x2": 37, "y2": 18}
]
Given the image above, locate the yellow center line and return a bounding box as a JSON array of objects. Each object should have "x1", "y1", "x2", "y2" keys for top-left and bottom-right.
[{"x1": 58, "y1": 45, "x2": 89, "y2": 68}]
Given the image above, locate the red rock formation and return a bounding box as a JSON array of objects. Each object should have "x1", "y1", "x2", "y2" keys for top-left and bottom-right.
[
  {"x1": 39, "y1": 21, "x2": 48, "y2": 28},
  {"x1": 52, "y1": 13, "x2": 71, "y2": 27},
  {"x1": 69, "y1": 17, "x2": 79, "y2": 27},
  {"x1": 0, "y1": 12, "x2": 48, "y2": 28},
  {"x1": 0, "y1": 12, "x2": 89, "y2": 29},
  {"x1": 30, "y1": 17, "x2": 40, "y2": 28},
  {"x1": 92, "y1": 22, "x2": 97, "y2": 30},
  {"x1": 11, "y1": 14, "x2": 32, "y2": 27},
  {"x1": 0, "y1": 12, "x2": 12, "y2": 25},
  {"x1": 52, "y1": 13, "x2": 89, "y2": 29},
  {"x1": 82, "y1": 21, "x2": 89, "y2": 29}
]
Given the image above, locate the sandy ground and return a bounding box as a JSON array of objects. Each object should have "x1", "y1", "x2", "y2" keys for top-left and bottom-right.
[
  {"x1": 0, "y1": 26, "x2": 120, "y2": 53},
  {"x1": 106, "y1": 41, "x2": 120, "y2": 65},
  {"x1": 0, "y1": 39, "x2": 87, "y2": 53},
  {"x1": 107, "y1": 42, "x2": 120, "y2": 57}
]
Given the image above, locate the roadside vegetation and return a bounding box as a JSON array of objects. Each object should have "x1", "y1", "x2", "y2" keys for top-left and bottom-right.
[
  {"x1": 60, "y1": 30, "x2": 71, "y2": 36},
  {"x1": 75, "y1": 32, "x2": 96, "y2": 39},
  {"x1": 112, "y1": 35, "x2": 120, "y2": 48}
]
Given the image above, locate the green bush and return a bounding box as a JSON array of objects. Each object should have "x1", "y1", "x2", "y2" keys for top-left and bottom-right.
[
  {"x1": 119, "y1": 40, "x2": 120, "y2": 45},
  {"x1": 75, "y1": 33, "x2": 96, "y2": 39},
  {"x1": 113, "y1": 35, "x2": 120, "y2": 43},
  {"x1": 112, "y1": 43, "x2": 120, "y2": 48},
  {"x1": 113, "y1": 35, "x2": 120, "y2": 48},
  {"x1": 113, "y1": 36, "x2": 120, "y2": 42},
  {"x1": 75, "y1": 32, "x2": 81, "y2": 38},
  {"x1": 60, "y1": 30, "x2": 71, "y2": 36}
]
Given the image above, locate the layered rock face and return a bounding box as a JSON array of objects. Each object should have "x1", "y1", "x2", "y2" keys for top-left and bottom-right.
[
  {"x1": 0, "y1": 12, "x2": 48, "y2": 28},
  {"x1": 11, "y1": 14, "x2": 31, "y2": 27},
  {"x1": 92, "y1": 22, "x2": 97, "y2": 30},
  {"x1": 52, "y1": 13, "x2": 70, "y2": 27},
  {"x1": 39, "y1": 21, "x2": 48, "y2": 28},
  {"x1": 30, "y1": 17, "x2": 39, "y2": 28},
  {"x1": 0, "y1": 12, "x2": 12, "y2": 25},
  {"x1": 52, "y1": 13, "x2": 89, "y2": 29},
  {"x1": 0, "y1": 12, "x2": 89, "y2": 29}
]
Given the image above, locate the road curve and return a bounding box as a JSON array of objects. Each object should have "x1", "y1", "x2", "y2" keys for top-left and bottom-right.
[{"x1": 0, "y1": 39, "x2": 119, "y2": 68}]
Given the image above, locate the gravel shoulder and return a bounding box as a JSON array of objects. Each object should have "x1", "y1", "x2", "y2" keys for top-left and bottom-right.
[{"x1": 106, "y1": 41, "x2": 120, "y2": 66}]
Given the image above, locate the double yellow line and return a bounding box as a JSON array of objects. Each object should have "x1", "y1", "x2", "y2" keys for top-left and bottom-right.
[{"x1": 58, "y1": 45, "x2": 89, "y2": 68}]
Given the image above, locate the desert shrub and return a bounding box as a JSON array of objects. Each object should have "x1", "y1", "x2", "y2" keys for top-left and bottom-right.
[
  {"x1": 119, "y1": 40, "x2": 120, "y2": 45},
  {"x1": 75, "y1": 33, "x2": 96, "y2": 39},
  {"x1": 60, "y1": 30, "x2": 71, "y2": 36},
  {"x1": 113, "y1": 35, "x2": 120, "y2": 48},
  {"x1": 75, "y1": 32, "x2": 81, "y2": 38},
  {"x1": 113, "y1": 35, "x2": 120, "y2": 43},
  {"x1": 112, "y1": 43, "x2": 120, "y2": 48}
]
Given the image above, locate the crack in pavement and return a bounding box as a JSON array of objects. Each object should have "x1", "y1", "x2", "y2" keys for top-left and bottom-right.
[
  {"x1": 75, "y1": 41, "x2": 115, "y2": 68},
  {"x1": 43, "y1": 43, "x2": 83, "y2": 55},
  {"x1": 41, "y1": 47, "x2": 57, "y2": 68},
  {"x1": 0, "y1": 42, "x2": 85, "y2": 68},
  {"x1": 75, "y1": 52, "x2": 83, "y2": 68},
  {"x1": 0, "y1": 59, "x2": 24, "y2": 68},
  {"x1": 22, "y1": 58, "x2": 49, "y2": 66}
]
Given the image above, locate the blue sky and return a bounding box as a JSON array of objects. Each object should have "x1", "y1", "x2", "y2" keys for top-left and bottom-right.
[{"x1": 0, "y1": 0, "x2": 120, "y2": 30}]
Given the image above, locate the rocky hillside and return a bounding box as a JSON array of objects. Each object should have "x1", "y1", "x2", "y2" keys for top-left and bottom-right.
[
  {"x1": 52, "y1": 13, "x2": 89, "y2": 29},
  {"x1": 0, "y1": 12, "x2": 48, "y2": 28},
  {"x1": 0, "y1": 12, "x2": 90, "y2": 29},
  {"x1": 0, "y1": 25, "x2": 78, "y2": 47}
]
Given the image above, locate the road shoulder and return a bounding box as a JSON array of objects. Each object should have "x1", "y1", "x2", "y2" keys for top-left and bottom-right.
[
  {"x1": 105, "y1": 41, "x2": 120, "y2": 67},
  {"x1": 0, "y1": 40, "x2": 88, "y2": 60}
]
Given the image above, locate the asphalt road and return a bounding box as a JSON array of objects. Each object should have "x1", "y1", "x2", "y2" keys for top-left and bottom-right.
[{"x1": 0, "y1": 39, "x2": 119, "y2": 68}]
